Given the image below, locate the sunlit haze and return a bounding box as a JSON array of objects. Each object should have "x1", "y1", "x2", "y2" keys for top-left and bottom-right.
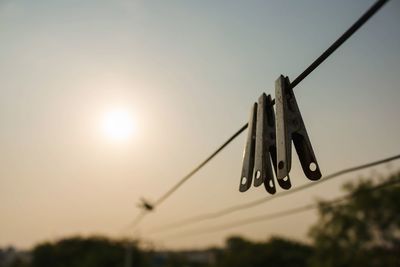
[{"x1": 101, "y1": 108, "x2": 136, "y2": 142}]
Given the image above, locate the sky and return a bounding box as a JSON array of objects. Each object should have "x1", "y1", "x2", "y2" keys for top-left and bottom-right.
[{"x1": 0, "y1": 0, "x2": 400, "y2": 250}]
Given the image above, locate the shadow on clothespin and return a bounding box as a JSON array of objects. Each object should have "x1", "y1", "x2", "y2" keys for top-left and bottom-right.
[{"x1": 275, "y1": 75, "x2": 321, "y2": 188}]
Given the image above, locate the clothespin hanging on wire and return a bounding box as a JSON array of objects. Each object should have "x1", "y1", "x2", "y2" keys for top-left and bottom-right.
[
  {"x1": 275, "y1": 75, "x2": 321, "y2": 187},
  {"x1": 239, "y1": 103, "x2": 257, "y2": 192},
  {"x1": 240, "y1": 94, "x2": 277, "y2": 193},
  {"x1": 253, "y1": 93, "x2": 277, "y2": 194},
  {"x1": 138, "y1": 198, "x2": 154, "y2": 211},
  {"x1": 240, "y1": 75, "x2": 321, "y2": 194}
]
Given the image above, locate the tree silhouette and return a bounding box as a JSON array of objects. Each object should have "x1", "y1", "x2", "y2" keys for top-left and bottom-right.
[
  {"x1": 31, "y1": 237, "x2": 143, "y2": 267},
  {"x1": 309, "y1": 172, "x2": 400, "y2": 267},
  {"x1": 215, "y1": 236, "x2": 312, "y2": 267}
]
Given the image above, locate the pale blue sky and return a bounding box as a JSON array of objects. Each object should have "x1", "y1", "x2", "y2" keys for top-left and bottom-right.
[{"x1": 0, "y1": 0, "x2": 399, "y2": 249}]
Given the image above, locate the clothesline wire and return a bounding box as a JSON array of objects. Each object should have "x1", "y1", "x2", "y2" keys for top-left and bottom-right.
[{"x1": 127, "y1": 0, "x2": 389, "y2": 231}]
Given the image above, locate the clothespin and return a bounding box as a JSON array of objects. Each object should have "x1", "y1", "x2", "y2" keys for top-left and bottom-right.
[
  {"x1": 138, "y1": 198, "x2": 154, "y2": 211},
  {"x1": 239, "y1": 103, "x2": 257, "y2": 192},
  {"x1": 275, "y1": 75, "x2": 321, "y2": 188},
  {"x1": 253, "y1": 93, "x2": 277, "y2": 194},
  {"x1": 240, "y1": 94, "x2": 277, "y2": 194},
  {"x1": 240, "y1": 75, "x2": 321, "y2": 194}
]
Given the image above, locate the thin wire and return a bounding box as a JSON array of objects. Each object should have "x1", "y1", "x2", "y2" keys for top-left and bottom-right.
[
  {"x1": 126, "y1": 211, "x2": 146, "y2": 230},
  {"x1": 164, "y1": 178, "x2": 400, "y2": 239},
  {"x1": 125, "y1": 125, "x2": 248, "y2": 230},
  {"x1": 154, "y1": 124, "x2": 248, "y2": 206},
  {"x1": 290, "y1": 0, "x2": 389, "y2": 89},
  {"x1": 149, "y1": 154, "x2": 400, "y2": 234},
  {"x1": 153, "y1": 0, "x2": 389, "y2": 208},
  {"x1": 128, "y1": 0, "x2": 389, "y2": 228}
]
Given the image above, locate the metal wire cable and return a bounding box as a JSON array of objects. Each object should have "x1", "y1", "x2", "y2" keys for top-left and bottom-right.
[
  {"x1": 125, "y1": 211, "x2": 146, "y2": 231},
  {"x1": 147, "y1": 154, "x2": 400, "y2": 234},
  {"x1": 128, "y1": 0, "x2": 390, "y2": 229},
  {"x1": 154, "y1": 124, "x2": 249, "y2": 206},
  {"x1": 162, "y1": 177, "x2": 400, "y2": 239},
  {"x1": 124, "y1": 126, "x2": 248, "y2": 230}
]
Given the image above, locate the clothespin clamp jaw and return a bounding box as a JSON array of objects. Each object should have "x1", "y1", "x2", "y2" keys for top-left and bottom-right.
[
  {"x1": 275, "y1": 75, "x2": 321, "y2": 187},
  {"x1": 240, "y1": 103, "x2": 257, "y2": 192},
  {"x1": 138, "y1": 198, "x2": 154, "y2": 211},
  {"x1": 253, "y1": 93, "x2": 277, "y2": 194}
]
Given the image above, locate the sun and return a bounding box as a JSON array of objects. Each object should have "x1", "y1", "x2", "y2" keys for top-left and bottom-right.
[{"x1": 101, "y1": 108, "x2": 135, "y2": 142}]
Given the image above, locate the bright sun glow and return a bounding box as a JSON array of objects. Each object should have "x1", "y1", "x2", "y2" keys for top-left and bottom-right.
[{"x1": 102, "y1": 108, "x2": 135, "y2": 141}]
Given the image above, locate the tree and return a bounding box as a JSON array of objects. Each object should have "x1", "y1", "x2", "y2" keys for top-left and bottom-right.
[
  {"x1": 309, "y1": 172, "x2": 400, "y2": 267},
  {"x1": 216, "y1": 236, "x2": 312, "y2": 267},
  {"x1": 31, "y1": 236, "x2": 144, "y2": 267}
]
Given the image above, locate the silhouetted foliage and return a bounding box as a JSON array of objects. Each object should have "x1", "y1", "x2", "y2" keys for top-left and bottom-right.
[
  {"x1": 215, "y1": 236, "x2": 313, "y2": 267},
  {"x1": 0, "y1": 247, "x2": 30, "y2": 267},
  {"x1": 2, "y1": 173, "x2": 400, "y2": 267},
  {"x1": 309, "y1": 172, "x2": 400, "y2": 267},
  {"x1": 31, "y1": 237, "x2": 143, "y2": 267}
]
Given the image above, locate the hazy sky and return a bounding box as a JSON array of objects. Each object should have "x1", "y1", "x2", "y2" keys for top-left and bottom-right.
[{"x1": 1, "y1": 0, "x2": 399, "y2": 250}]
